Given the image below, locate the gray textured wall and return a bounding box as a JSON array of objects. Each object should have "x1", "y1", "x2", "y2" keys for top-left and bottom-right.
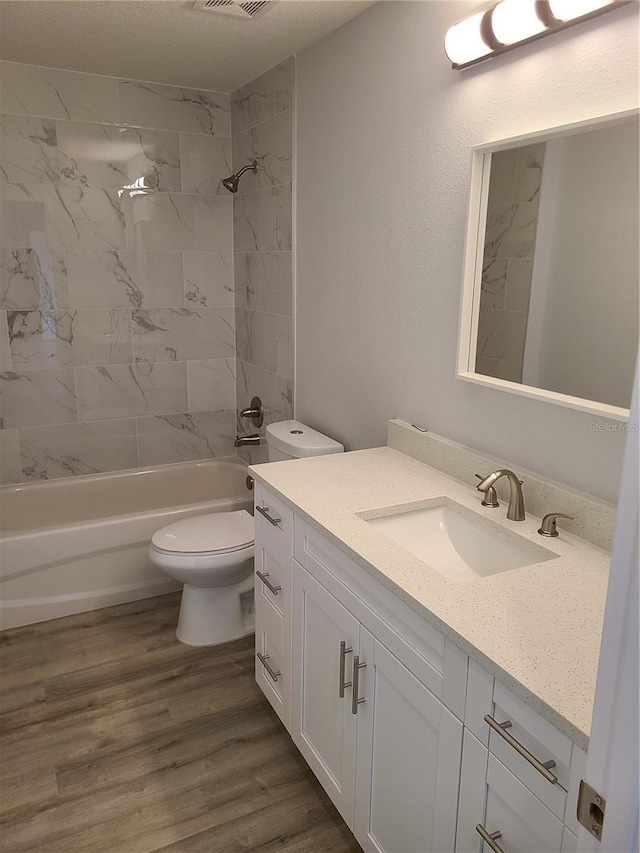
[{"x1": 295, "y1": 0, "x2": 638, "y2": 503}]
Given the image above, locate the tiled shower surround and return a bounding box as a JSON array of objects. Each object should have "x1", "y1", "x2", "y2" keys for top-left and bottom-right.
[
  {"x1": 0, "y1": 59, "x2": 294, "y2": 483},
  {"x1": 232, "y1": 59, "x2": 295, "y2": 464},
  {"x1": 475, "y1": 142, "x2": 545, "y2": 383}
]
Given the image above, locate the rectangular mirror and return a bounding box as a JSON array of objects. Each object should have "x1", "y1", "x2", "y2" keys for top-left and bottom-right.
[{"x1": 457, "y1": 110, "x2": 639, "y2": 420}]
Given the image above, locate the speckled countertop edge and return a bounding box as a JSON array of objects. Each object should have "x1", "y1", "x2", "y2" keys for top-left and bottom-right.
[{"x1": 250, "y1": 447, "x2": 611, "y2": 751}]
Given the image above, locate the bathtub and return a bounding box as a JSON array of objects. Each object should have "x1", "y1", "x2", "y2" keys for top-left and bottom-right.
[{"x1": 0, "y1": 458, "x2": 253, "y2": 630}]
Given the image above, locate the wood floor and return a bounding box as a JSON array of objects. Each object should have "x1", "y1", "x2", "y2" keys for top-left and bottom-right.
[{"x1": 0, "y1": 593, "x2": 361, "y2": 853}]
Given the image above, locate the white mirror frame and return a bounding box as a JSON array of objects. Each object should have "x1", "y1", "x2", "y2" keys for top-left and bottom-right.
[{"x1": 456, "y1": 109, "x2": 639, "y2": 422}]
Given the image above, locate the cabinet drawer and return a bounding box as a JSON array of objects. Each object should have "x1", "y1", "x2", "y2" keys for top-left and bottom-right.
[
  {"x1": 456, "y1": 732, "x2": 564, "y2": 853},
  {"x1": 256, "y1": 623, "x2": 287, "y2": 719},
  {"x1": 480, "y1": 754, "x2": 565, "y2": 852},
  {"x1": 487, "y1": 683, "x2": 571, "y2": 819},
  {"x1": 256, "y1": 583, "x2": 284, "y2": 650},
  {"x1": 255, "y1": 534, "x2": 289, "y2": 618},
  {"x1": 255, "y1": 483, "x2": 293, "y2": 550}
]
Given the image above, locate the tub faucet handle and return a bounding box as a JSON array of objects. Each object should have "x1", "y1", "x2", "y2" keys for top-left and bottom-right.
[{"x1": 239, "y1": 396, "x2": 263, "y2": 428}]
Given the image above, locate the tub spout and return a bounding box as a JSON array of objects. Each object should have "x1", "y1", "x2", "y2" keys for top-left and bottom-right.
[{"x1": 235, "y1": 434, "x2": 261, "y2": 448}]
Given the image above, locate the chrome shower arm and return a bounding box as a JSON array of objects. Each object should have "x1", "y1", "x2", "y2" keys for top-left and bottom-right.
[{"x1": 235, "y1": 162, "x2": 257, "y2": 179}]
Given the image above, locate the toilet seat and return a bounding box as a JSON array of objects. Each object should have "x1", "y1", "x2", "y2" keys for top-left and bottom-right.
[
  {"x1": 149, "y1": 510, "x2": 255, "y2": 587},
  {"x1": 151, "y1": 510, "x2": 254, "y2": 556}
]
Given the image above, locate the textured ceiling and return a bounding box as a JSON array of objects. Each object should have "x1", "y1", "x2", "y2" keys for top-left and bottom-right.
[{"x1": 0, "y1": 0, "x2": 376, "y2": 92}]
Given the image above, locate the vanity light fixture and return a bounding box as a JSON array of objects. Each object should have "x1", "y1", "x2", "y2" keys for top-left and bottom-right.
[{"x1": 444, "y1": 0, "x2": 630, "y2": 69}]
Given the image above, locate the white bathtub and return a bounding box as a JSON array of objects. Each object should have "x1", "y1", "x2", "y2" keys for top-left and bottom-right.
[{"x1": 0, "y1": 458, "x2": 253, "y2": 630}]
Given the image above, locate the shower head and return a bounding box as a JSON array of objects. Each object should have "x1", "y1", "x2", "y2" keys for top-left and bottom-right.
[{"x1": 222, "y1": 160, "x2": 258, "y2": 193}]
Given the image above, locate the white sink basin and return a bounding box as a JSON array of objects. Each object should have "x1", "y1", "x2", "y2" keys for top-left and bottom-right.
[{"x1": 364, "y1": 500, "x2": 557, "y2": 583}]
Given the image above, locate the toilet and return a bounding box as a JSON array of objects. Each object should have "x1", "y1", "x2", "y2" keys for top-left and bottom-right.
[{"x1": 148, "y1": 420, "x2": 343, "y2": 646}]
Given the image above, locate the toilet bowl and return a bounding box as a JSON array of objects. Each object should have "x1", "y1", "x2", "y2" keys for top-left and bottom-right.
[
  {"x1": 149, "y1": 510, "x2": 255, "y2": 646},
  {"x1": 149, "y1": 420, "x2": 343, "y2": 647}
]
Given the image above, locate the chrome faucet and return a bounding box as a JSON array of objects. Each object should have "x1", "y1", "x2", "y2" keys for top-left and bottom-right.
[
  {"x1": 476, "y1": 469, "x2": 525, "y2": 521},
  {"x1": 234, "y1": 433, "x2": 261, "y2": 448}
]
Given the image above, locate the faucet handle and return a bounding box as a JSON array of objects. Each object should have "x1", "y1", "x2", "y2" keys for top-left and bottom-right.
[
  {"x1": 475, "y1": 474, "x2": 499, "y2": 508},
  {"x1": 239, "y1": 396, "x2": 263, "y2": 428},
  {"x1": 538, "y1": 513, "x2": 574, "y2": 537}
]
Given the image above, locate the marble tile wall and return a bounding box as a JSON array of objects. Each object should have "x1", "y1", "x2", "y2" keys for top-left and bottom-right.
[
  {"x1": 232, "y1": 59, "x2": 295, "y2": 464},
  {"x1": 475, "y1": 142, "x2": 545, "y2": 383},
  {"x1": 0, "y1": 61, "x2": 238, "y2": 483}
]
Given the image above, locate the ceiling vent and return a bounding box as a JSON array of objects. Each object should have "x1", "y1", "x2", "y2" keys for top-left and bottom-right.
[{"x1": 192, "y1": 0, "x2": 276, "y2": 20}]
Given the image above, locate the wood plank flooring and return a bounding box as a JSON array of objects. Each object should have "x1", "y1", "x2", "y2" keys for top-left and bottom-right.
[{"x1": 0, "y1": 593, "x2": 361, "y2": 853}]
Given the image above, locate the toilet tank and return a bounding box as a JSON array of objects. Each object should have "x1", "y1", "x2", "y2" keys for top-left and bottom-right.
[{"x1": 265, "y1": 420, "x2": 344, "y2": 462}]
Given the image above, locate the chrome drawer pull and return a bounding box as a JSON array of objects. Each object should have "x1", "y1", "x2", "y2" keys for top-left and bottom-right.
[
  {"x1": 256, "y1": 505, "x2": 282, "y2": 527},
  {"x1": 484, "y1": 714, "x2": 558, "y2": 784},
  {"x1": 476, "y1": 825, "x2": 506, "y2": 853},
  {"x1": 256, "y1": 570, "x2": 281, "y2": 595},
  {"x1": 339, "y1": 640, "x2": 353, "y2": 698},
  {"x1": 351, "y1": 655, "x2": 367, "y2": 715},
  {"x1": 257, "y1": 652, "x2": 281, "y2": 683}
]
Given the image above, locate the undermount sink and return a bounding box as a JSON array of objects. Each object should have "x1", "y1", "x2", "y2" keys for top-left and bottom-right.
[{"x1": 363, "y1": 500, "x2": 558, "y2": 583}]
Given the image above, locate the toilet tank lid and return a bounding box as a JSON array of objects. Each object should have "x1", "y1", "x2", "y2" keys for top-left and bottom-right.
[
  {"x1": 266, "y1": 420, "x2": 344, "y2": 458},
  {"x1": 151, "y1": 510, "x2": 254, "y2": 554}
]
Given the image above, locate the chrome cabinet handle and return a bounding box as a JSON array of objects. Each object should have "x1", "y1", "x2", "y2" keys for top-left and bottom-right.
[
  {"x1": 484, "y1": 714, "x2": 558, "y2": 784},
  {"x1": 476, "y1": 825, "x2": 506, "y2": 853},
  {"x1": 256, "y1": 505, "x2": 282, "y2": 527},
  {"x1": 257, "y1": 652, "x2": 281, "y2": 683},
  {"x1": 256, "y1": 570, "x2": 281, "y2": 595},
  {"x1": 339, "y1": 641, "x2": 353, "y2": 698},
  {"x1": 351, "y1": 655, "x2": 367, "y2": 715}
]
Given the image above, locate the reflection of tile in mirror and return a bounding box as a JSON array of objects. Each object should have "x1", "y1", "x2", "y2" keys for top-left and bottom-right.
[
  {"x1": 515, "y1": 142, "x2": 546, "y2": 203},
  {"x1": 481, "y1": 258, "x2": 507, "y2": 308},
  {"x1": 476, "y1": 351, "x2": 523, "y2": 384},
  {"x1": 487, "y1": 148, "x2": 518, "y2": 207},
  {"x1": 484, "y1": 203, "x2": 538, "y2": 259},
  {"x1": 493, "y1": 360, "x2": 522, "y2": 383},
  {"x1": 505, "y1": 258, "x2": 533, "y2": 311},
  {"x1": 476, "y1": 307, "x2": 527, "y2": 363},
  {"x1": 475, "y1": 356, "x2": 499, "y2": 378}
]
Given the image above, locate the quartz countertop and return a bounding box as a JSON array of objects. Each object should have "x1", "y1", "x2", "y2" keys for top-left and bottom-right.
[{"x1": 250, "y1": 447, "x2": 610, "y2": 750}]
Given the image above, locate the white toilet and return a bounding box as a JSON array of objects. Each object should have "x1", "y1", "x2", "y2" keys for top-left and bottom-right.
[{"x1": 148, "y1": 420, "x2": 343, "y2": 646}]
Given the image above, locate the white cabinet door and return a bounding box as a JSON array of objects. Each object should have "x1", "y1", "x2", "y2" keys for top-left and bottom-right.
[
  {"x1": 354, "y1": 627, "x2": 463, "y2": 853},
  {"x1": 292, "y1": 562, "x2": 360, "y2": 826}
]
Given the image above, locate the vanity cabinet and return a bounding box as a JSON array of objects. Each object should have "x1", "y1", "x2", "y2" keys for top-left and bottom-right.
[{"x1": 253, "y1": 482, "x2": 589, "y2": 853}]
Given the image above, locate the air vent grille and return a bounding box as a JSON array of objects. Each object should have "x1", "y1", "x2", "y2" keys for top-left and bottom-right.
[{"x1": 193, "y1": 0, "x2": 275, "y2": 20}]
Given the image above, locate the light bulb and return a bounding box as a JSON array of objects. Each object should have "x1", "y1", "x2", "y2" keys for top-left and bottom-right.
[
  {"x1": 444, "y1": 10, "x2": 493, "y2": 66},
  {"x1": 548, "y1": 0, "x2": 614, "y2": 21},
  {"x1": 491, "y1": 0, "x2": 547, "y2": 45}
]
